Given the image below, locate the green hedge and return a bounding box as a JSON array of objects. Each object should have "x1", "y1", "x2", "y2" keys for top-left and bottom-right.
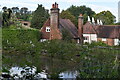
[{"x1": 2, "y1": 29, "x2": 42, "y2": 54}]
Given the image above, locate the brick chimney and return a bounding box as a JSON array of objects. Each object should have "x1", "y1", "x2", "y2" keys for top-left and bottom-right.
[
  {"x1": 50, "y1": 2, "x2": 62, "y2": 40},
  {"x1": 78, "y1": 14, "x2": 83, "y2": 44}
]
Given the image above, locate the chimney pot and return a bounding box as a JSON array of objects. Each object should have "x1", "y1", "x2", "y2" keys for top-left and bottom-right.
[
  {"x1": 55, "y1": 2, "x2": 57, "y2": 8},
  {"x1": 56, "y1": 4, "x2": 58, "y2": 8},
  {"x1": 79, "y1": 14, "x2": 83, "y2": 17},
  {"x1": 52, "y1": 4, "x2": 55, "y2": 8}
]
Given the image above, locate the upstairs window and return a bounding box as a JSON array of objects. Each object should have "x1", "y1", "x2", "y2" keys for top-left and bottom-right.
[
  {"x1": 46, "y1": 27, "x2": 50, "y2": 32},
  {"x1": 84, "y1": 36, "x2": 89, "y2": 40}
]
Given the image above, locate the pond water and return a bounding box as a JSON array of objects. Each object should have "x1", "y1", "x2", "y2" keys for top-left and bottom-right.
[
  {"x1": 2, "y1": 54, "x2": 81, "y2": 79},
  {"x1": 1, "y1": 66, "x2": 79, "y2": 79},
  {"x1": 2, "y1": 52, "x2": 119, "y2": 79}
]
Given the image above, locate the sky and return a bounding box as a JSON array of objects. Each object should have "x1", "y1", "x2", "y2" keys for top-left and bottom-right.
[{"x1": 0, "y1": 0, "x2": 119, "y2": 22}]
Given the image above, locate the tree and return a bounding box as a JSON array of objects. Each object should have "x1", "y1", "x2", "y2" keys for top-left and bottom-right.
[
  {"x1": 20, "y1": 7, "x2": 28, "y2": 14},
  {"x1": 2, "y1": 6, "x2": 7, "y2": 12},
  {"x1": 67, "y1": 5, "x2": 96, "y2": 24},
  {"x1": 60, "y1": 10, "x2": 77, "y2": 26},
  {"x1": 115, "y1": 22, "x2": 120, "y2": 25},
  {"x1": 95, "y1": 11, "x2": 116, "y2": 25},
  {"x1": 12, "y1": 7, "x2": 19, "y2": 13},
  {"x1": 31, "y1": 4, "x2": 49, "y2": 29},
  {"x1": 2, "y1": 7, "x2": 12, "y2": 26},
  {"x1": 13, "y1": 7, "x2": 32, "y2": 21}
]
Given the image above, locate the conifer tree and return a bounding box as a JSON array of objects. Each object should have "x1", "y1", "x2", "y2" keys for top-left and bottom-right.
[{"x1": 31, "y1": 4, "x2": 49, "y2": 29}]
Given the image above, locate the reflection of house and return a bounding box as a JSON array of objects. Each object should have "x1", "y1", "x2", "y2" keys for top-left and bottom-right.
[
  {"x1": 59, "y1": 71, "x2": 78, "y2": 80},
  {"x1": 40, "y1": 2, "x2": 120, "y2": 46},
  {"x1": 21, "y1": 21, "x2": 31, "y2": 27}
]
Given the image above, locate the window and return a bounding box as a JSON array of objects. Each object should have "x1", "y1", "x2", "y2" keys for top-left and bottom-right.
[
  {"x1": 46, "y1": 27, "x2": 50, "y2": 32},
  {"x1": 84, "y1": 36, "x2": 88, "y2": 40},
  {"x1": 102, "y1": 38, "x2": 106, "y2": 41}
]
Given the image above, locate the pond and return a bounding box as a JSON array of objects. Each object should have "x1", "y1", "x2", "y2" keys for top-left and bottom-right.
[
  {"x1": 2, "y1": 54, "x2": 81, "y2": 79},
  {"x1": 2, "y1": 52, "x2": 120, "y2": 79},
  {"x1": 1, "y1": 66, "x2": 79, "y2": 79}
]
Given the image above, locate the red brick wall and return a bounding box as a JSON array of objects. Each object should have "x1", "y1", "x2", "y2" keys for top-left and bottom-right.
[
  {"x1": 50, "y1": 4, "x2": 62, "y2": 40},
  {"x1": 78, "y1": 14, "x2": 83, "y2": 43},
  {"x1": 97, "y1": 38, "x2": 114, "y2": 46}
]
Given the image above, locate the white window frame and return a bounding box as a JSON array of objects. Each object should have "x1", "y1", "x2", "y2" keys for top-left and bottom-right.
[{"x1": 46, "y1": 27, "x2": 50, "y2": 32}]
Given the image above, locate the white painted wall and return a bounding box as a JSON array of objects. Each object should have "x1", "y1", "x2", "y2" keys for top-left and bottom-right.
[
  {"x1": 114, "y1": 39, "x2": 119, "y2": 45},
  {"x1": 83, "y1": 34, "x2": 97, "y2": 44}
]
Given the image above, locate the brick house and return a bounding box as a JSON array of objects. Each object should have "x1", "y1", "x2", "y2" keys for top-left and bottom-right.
[
  {"x1": 82, "y1": 21, "x2": 120, "y2": 46},
  {"x1": 82, "y1": 21, "x2": 99, "y2": 44},
  {"x1": 40, "y1": 2, "x2": 120, "y2": 46},
  {"x1": 97, "y1": 25, "x2": 120, "y2": 46},
  {"x1": 40, "y1": 2, "x2": 80, "y2": 42}
]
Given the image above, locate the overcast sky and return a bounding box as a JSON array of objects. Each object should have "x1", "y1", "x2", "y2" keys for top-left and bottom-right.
[{"x1": 0, "y1": 0, "x2": 119, "y2": 22}]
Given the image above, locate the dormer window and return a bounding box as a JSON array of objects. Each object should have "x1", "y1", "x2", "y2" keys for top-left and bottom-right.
[{"x1": 46, "y1": 27, "x2": 50, "y2": 32}]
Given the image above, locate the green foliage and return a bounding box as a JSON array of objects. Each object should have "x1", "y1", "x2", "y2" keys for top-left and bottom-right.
[
  {"x1": 40, "y1": 40, "x2": 80, "y2": 59},
  {"x1": 11, "y1": 7, "x2": 32, "y2": 21},
  {"x1": 95, "y1": 11, "x2": 116, "y2": 25},
  {"x1": 2, "y1": 29, "x2": 41, "y2": 54},
  {"x1": 31, "y1": 4, "x2": 49, "y2": 29},
  {"x1": 2, "y1": 7, "x2": 12, "y2": 27},
  {"x1": 2, "y1": 33, "x2": 120, "y2": 78},
  {"x1": 86, "y1": 41, "x2": 109, "y2": 48},
  {"x1": 115, "y1": 22, "x2": 120, "y2": 25},
  {"x1": 78, "y1": 51, "x2": 119, "y2": 78},
  {"x1": 67, "y1": 5, "x2": 96, "y2": 24},
  {"x1": 60, "y1": 10, "x2": 77, "y2": 26}
]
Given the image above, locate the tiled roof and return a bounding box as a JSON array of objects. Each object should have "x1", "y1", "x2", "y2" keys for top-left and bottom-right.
[
  {"x1": 83, "y1": 22, "x2": 98, "y2": 34},
  {"x1": 41, "y1": 18, "x2": 78, "y2": 39},
  {"x1": 59, "y1": 19, "x2": 78, "y2": 38},
  {"x1": 97, "y1": 25, "x2": 120, "y2": 39}
]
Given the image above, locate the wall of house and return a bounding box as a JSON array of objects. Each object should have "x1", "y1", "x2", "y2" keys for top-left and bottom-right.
[
  {"x1": 114, "y1": 39, "x2": 119, "y2": 45},
  {"x1": 83, "y1": 34, "x2": 97, "y2": 43},
  {"x1": 40, "y1": 26, "x2": 50, "y2": 39},
  {"x1": 97, "y1": 38, "x2": 114, "y2": 46}
]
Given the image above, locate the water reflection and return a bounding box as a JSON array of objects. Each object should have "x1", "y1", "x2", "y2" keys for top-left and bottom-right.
[
  {"x1": 59, "y1": 71, "x2": 79, "y2": 79},
  {"x1": 2, "y1": 66, "x2": 79, "y2": 79},
  {"x1": 2, "y1": 54, "x2": 81, "y2": 79}
]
